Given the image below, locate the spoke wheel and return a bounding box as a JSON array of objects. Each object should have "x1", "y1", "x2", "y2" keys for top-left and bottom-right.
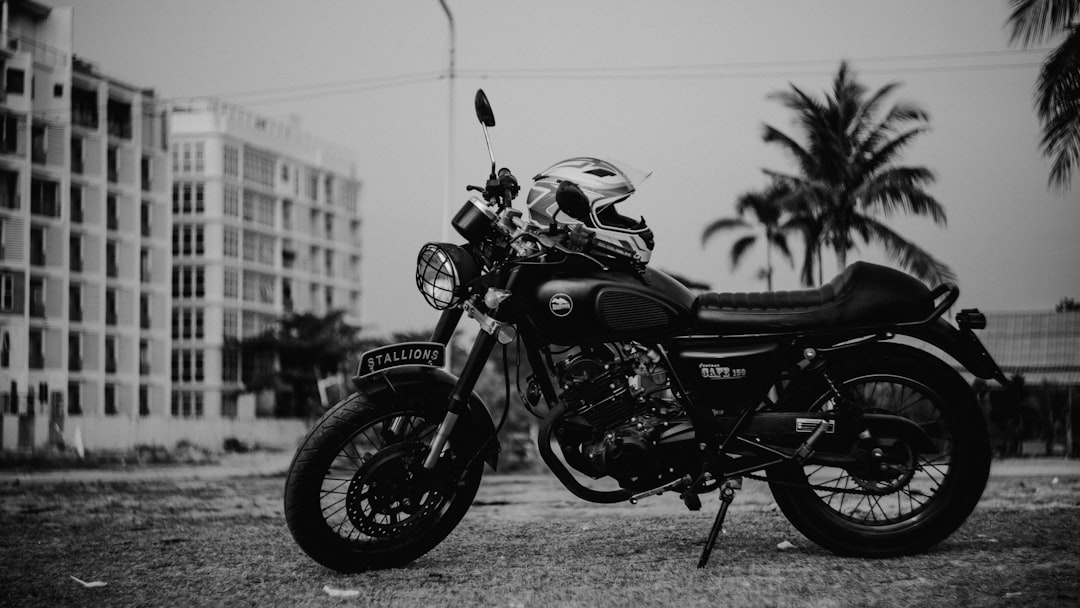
[
  {"x1": 768, "y1": 344, "x2": 990, "y2": 557},
  {"x1": 285, "y1": 392, "x2": 485, "y2": 572}
]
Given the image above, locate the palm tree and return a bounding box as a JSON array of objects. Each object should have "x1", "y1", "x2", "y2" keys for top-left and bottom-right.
[
  {"x1": 702, "y1": 182, "x2": 794, "y2": 291},
  {"x1": 1007, "y1": 0, "x2": 1080, "y2": 191},
  {"x1": 762, "y1": 61, "x2": 955, "y2": 287}
]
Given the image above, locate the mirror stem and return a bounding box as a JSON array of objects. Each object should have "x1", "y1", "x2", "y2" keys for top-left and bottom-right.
[{"x1": 481, "y1": 124, "x2": 496, "y2": 178}]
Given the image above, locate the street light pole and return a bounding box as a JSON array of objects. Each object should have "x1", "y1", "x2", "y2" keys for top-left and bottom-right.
[{"x1": 437, "y1": 0, "x2": 456, "y2": 370}]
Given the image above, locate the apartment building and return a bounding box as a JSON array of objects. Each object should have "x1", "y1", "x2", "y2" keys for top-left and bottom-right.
[
  {"x1": 169, "y1": 97, "x2": 362, "y2": 424},
  {"x1": 0, "y1": 0, "x2": 172, "y2": 450}
]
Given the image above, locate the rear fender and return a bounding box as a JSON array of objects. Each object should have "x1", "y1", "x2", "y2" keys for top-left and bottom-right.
[
  {"x1": 895, "y1": 318, "x2": 1008, "y2": 386},
  {"x1": 351, "y1": 366, "x2": 501, "y2": 470}
]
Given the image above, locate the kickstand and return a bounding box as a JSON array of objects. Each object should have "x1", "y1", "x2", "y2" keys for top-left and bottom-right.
[{"x1": 697, "y1": 478, "x2": 741, "y2": 568}]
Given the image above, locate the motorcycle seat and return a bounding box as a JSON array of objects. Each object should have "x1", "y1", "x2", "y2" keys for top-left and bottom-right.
[{"x1": 692, "y1": 261, "x2": 934, "y2": 334}]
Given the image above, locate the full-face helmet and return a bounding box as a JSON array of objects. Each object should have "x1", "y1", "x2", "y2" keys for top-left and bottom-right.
[{"x1": 526, "y1": 157, "x2": 655, "y2": 264}]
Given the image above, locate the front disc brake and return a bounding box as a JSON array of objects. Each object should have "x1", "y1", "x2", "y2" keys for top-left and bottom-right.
[{"x1": 345, "y1": 442, "x2": 446, "y2": 538}]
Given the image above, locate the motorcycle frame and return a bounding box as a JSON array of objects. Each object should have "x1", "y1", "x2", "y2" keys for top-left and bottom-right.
[{"x1": 418, "y1": 238, "x2": 1006, "y2": 499}]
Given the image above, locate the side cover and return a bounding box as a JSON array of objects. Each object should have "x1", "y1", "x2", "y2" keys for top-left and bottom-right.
[{"x1": 351, "y1": 366, "x2": 501, "y2": 469}]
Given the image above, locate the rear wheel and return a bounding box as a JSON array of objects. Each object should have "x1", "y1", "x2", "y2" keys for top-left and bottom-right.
[
  {"x1": 284, "y1": 391, "x2": 484, "y2": 572},
  {"x1": 768, "y1": 344, "x2": 990, "y2": 557}
]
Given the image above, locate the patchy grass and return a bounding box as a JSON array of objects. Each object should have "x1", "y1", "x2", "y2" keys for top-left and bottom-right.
[{"x1": 0, "y1": 474, "x2": 1078, "y2": 607}]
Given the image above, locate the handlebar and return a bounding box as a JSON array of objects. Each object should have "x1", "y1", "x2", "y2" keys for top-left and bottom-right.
[{"x1": 468, "y1": 167, "x2": 520, "y2": 209}]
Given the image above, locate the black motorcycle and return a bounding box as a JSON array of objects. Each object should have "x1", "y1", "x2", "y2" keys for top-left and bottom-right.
[{"x1": 284, "y1": 90, "x2": 1006, "y2": 572}]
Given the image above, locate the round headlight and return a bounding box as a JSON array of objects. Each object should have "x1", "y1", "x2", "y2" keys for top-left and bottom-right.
[{"x1": 415, "y1": 243, "x2": 479, "y2": 310}]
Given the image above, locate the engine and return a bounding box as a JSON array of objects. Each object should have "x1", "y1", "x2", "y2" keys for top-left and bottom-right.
[{"x1": 548, "y1": 344, "x2": 694, "y2": 491}]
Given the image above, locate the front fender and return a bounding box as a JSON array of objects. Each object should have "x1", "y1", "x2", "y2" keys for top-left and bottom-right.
[
  {"x1": 896, "y1": 318, "x2": 1008, "y2": 386},
  {"x1": 351, "y1": 366, "x2": 501, "y2": 470}
]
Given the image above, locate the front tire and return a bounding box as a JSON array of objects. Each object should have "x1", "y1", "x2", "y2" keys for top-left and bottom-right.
[
  {"x1": 284, "y1": 390, "x2": 484, "y2": 572},
  {"x1": 768, "y1": 343, "x2": 991, "y2": 557}
]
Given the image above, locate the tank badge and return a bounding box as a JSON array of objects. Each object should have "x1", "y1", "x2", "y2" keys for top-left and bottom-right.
[
  {"x1": 699, "y1": 364, "x2": 747, "y2": 380},
  {"x1": 549, "y1": 293, "x2": 574, "y2": 317}
]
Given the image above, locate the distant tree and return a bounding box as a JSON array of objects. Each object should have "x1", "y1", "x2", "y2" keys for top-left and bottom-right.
[
  {"x1": 1056, "y1": 296, "x2": 1080, "y2": 311},
  {"x1": 702, "y1": 182, "x2": 794, "y2": 291},
  {"x1": 762, "y1": 61, "x2": 954, "y2": 287},
  {"x1": 238, "y1": 310, "x2": 363, "y2": 417},
  {"x1": 1007, "y1": 0, "x2": 1080, "y2": 191}
]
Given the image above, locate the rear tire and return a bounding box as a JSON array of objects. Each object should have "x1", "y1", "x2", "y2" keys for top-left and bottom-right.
[
  {"x1": 284, "y1": 390, "x2": 484, "y2": 572},
  {"x1": 768, "y1": 343, "x2": 990, "y2": 557}
]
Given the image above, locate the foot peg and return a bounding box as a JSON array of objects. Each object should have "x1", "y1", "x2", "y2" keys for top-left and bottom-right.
[{"x1": 697, "y1": 477, "x2": 742, "y2": 568}]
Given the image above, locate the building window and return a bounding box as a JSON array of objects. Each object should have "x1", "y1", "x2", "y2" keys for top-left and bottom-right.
[
  {"x1": 69, "y1": 282, "x2": 83, "y2": 322},
  {"x1": 224, "y1": 184, "x2": 239, "y2": 216},
  {"x1": 243, "y1": 270, "x2": 274, "y2": 304},
  {"x1": 1, "y1": 273, "x2": 17, "y2": 312},
  {"x1": 5, "y1": 68, "x2": 25, "y2": 94},
  {"x1": 221, "y1": 309, "x2": 238, "y2": 340},
  {"x1": 223, "y1": 267, "x2": 239, "y2": 299},
  {"x1": 139, "y1": 385, "x2": 150, "y2": 417},
  {"x1": 171, "y1": 349, "x2": 205, "y2": 382},
  {"x1": 172, "y1": 265, "x2": 205, "y2": 298},
  {"x1": 170, "y1": 390, "x2": 204, "y2": 418},
  {"x1": 172, "y1": 224, "x2": 205, "y2": 257},
  {"x1": 71, "y1": 186, "x2": 83, "y2": 223},
  {"x1": 1, "y1": 331, "x2": 9, "y2": 368},
  {"x1": 223, "y1": 226, "x2": 239, "y2": 258},
  {"x1": 223, "y1": 144, "x2": 239, "y2": 178},
  {"x1": 105, "y1": 336, "x2": 117, "y2": 373},
  {"x1": 172, "y1": 182, "x2": 205, "y2": 215},
  {"x1": 242, "y1": 146, "x2": 274, "y2": 187},
  {"x1": 172, "y1": 307, "x2": 204, "y2": 340},
  {"x1": 104, "y1": 384, "x2": 117, "y2": 415},
  {"x1": 67, "y1": 382, "x2": 82, "y2": 415},
  {"x1": 222, "y1": 346, "x2": 240, "y2": 383}
]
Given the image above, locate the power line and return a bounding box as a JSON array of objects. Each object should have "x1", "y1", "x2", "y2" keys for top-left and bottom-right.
[
  {"x1": 182, "y1": 47, "x2": 1050, "y2": 106},
  {"x1": 458, "y1": 47, "x2": 1051, "y2": 77},
  {"x1": 193, "y1": 70, "x2": 445, "y2": 101}
]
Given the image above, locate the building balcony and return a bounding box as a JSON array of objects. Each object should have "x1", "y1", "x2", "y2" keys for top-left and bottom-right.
[
  {"x1": 29, "y1": 302, "x2": 45, "y2": 318},
  {"x1": 30, "y1": 250, "x2": 45, "y2": 266},
  {"x1": 29, "y1": 352, "x2": 45, "y2": 370}
]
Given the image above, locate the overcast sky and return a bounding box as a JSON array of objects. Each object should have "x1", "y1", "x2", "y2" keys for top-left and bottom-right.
[{"x1": 63, "y1": 0, "x2": 1079, "y2": 335}]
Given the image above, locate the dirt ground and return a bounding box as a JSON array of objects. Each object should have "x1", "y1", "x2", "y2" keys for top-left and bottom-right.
[{"x1": 1, "y1": 458, "x2": 1078, "y2": 607}]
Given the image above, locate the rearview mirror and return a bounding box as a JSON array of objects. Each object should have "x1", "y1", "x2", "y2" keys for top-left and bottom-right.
[{"x1": 474, "y1": 89, "x2": 495, "y2": 127}]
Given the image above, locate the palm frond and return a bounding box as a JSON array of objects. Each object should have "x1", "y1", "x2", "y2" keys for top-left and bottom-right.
[
  {"x1": 857, "y1": 126, "x2": 930, "y2": 179},
  {"x1": 701, "y1": 217, "x2": 749, "y2": 246},
  {"x1": 1007, "y1": 0, "x2": 1080, "y2": 47},
  {"x1": 863, "y1": 220, "x2": 956, "y2": 286},
  {"x1": 856, "y1": 166, "x2": 946, "y2": 224},
  {"x1": 1035, "y1": 24, "x2": 1080, "y2": 189},
  {"x1": 769, "y1": 231, "x2": 795, "y2": 266},
  {"x1": 730, "y1": 234, "x2": 758, "y2": 269},
  {"x1": 762, "y1": 125, "x2": 817, "y2": 175}
]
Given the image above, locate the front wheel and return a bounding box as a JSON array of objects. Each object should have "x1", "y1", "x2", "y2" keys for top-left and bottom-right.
[
  {"x1": 284, "y1": 390, "x2": 484, "y2": 572},
  {"x1": 768, "y1": 343, "x2": 991, "y2": 557}
]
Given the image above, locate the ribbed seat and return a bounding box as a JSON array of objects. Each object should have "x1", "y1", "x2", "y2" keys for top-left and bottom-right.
[{"x1": 693, "y1": 262, "x2": 934, "y2": 334}]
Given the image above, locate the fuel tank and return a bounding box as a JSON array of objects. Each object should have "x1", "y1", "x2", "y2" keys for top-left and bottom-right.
[{"x1": 515, "y1": 262, "x2": 694, "y2": 346}]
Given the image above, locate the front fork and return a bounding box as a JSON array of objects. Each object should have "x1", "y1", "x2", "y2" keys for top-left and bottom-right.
[
  {"x1": 422, "y1": 267, "x2": 518, "y2": 470},
  {"x1": 422, "y1": 328, "x2": 499, "y2": 469}
]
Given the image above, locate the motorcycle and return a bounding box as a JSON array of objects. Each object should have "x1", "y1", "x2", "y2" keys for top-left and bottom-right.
[{"x1": 284, "y1": 90, "x2": 1006, "y2": 572}]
